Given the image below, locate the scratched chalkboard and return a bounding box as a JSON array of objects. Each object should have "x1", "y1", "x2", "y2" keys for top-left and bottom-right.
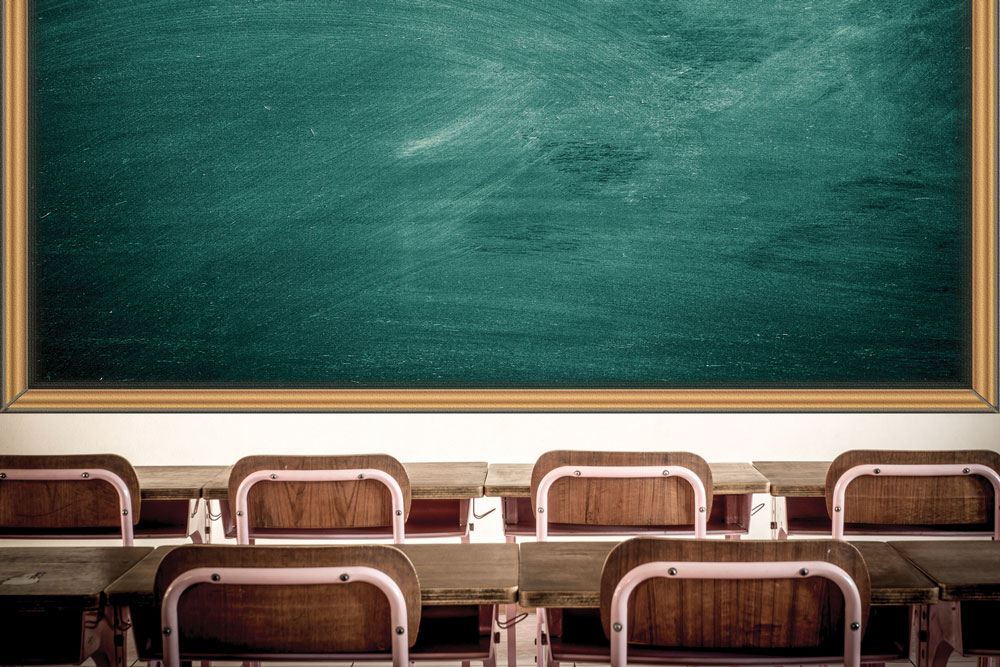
[{"x1": 29, "y1": 0, "x2": 971, "y2": 387}]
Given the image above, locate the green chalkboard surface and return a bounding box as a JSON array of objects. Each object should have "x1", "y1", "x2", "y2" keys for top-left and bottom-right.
[{"x1": 30, "y1": 0, "x2": 971, "y2": 387}]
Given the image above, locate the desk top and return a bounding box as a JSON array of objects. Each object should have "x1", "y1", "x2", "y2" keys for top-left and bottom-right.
[
  {"x1": 485, "y1": 462, "x2": 769, "y2": 498},
  {"x1": 200, "y1": 461, "x2": 488, "y2": 500},
  {"x1": 108, "y1": 543, "x2": 517, "y2": 607},
  {"x1": 517, "y1": 540, "x2": 937, "y2": 608},
  {"x1": 752, "y1": 461, "x2": 829, "y2": 497},
  {"x1": 136, "y1": 465, "x2": 222, "y2": 500},
  {"x1": 0, "y1": 547, "x2": 153, "y2": 606},
  {"x1": 890, "y1": 540, "x2": 1000, "y2": 601},
  {"x1": 134, "y1": 461, "x2": 487, "y2": 500}
]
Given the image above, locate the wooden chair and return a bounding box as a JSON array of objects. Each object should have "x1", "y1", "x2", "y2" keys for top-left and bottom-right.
[
  {"x1": 0, "y1": 454, "x2": 206, "y2": 545},
  {"x1": 544, "y1": 538, "x2": 872, "y2": 667},
  {"x1": 153, "y1": 544, "x2": 494, "y2": 667},
  {"x1": 825, "y1": 450, "x2": 1000, "y2": 539},
  {"x1": 224, "y1": 454, "x2": 412, "y2": 544},
  {"x1": 528, "y1": 450, "x2": 713, "y2": 667},
  {"x1": 0, "y1": 454, "x2": 140, "y2": 545}
]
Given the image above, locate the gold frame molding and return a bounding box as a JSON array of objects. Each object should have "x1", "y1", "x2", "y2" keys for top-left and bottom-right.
[{"x1": 3, "y1": 0, "x2": 997, "y2": 412}]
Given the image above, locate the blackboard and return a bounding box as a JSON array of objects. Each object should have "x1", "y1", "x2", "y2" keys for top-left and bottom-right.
[{"x1": 2, "y1": 0, "x2": 996, "y2": 410}]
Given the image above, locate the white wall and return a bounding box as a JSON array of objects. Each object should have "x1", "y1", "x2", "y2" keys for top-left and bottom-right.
[{"x1": 1, "y1": 411, "x2": 997, "y2": 463}]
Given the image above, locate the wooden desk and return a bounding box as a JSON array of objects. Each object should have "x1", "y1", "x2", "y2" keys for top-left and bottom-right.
[
  {"x1": 486, "y1": 462, "x2": 769, "y2": 497},
  {"x1": 201, "y1": 461, "x2": 489, "y2": 500},
  {"x1": 135, "y1": 465, "x2": 224, "y2": 500},
  {"x1": 486, "y1": 462, "x2": 769, "y2": 538},
  {"x1": 517, "y1": 540, "x2": 937, "y2": 608},
  {"x1": 751, "y1": 460, "x2": 828, "y2": 497},
  {"x1": 0, "y1": 547, "x2": 153, "y2": 667},
  {"x1": 890, "y1": 541, "x2": 1000, "y2": 666},
  {"x1": 107, "y1": 543, "x2": 517, "y2": 661}
]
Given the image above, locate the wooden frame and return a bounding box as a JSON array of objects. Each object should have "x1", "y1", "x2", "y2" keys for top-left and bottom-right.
[{"x1": 2, "y1": 0, "x2": 996, "y2": 412}]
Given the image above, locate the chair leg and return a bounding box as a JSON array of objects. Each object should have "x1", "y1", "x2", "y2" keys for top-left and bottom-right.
[{"x1": 461, "y1": 532, "x2": 471, "y2": 544}]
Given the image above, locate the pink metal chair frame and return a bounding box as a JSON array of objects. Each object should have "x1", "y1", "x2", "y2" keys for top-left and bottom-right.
[
  {"x1": 607, "y1": 559, "x2": 864, "y2": 667},
  {"x1": 830, "y1": 463, "x2": 1000, "y2": 540},
  {"x1": 160, "y1": 565, "x2": 410, "y2": 667},
  {"x1": 533, "y1": 465, "x2": 709, "y2": 667},
  {"x1": 0, "y1": 467, "x2": 135, "y2": 545},
  {"x1": 234, "y1": 468, "x2": 407, "y2": 544}
]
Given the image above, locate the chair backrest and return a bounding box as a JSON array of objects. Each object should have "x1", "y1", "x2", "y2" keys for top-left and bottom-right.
[
  {"x1": 229, "y1": 454, "x2": 412, "y2": 533},
  {"x1": 530, "y1": 451, "x2": 713, "y2": 527},
  {"x1": 825, "y1": 450, "x2": 1000, "y2": 529},
  {"x1": 155, "y1": 544, "x2": 421, "y2": 660},
  {"x1": 599, "y1": 538, "x2": 870, "y2": 652},
  {"x1": 0, "y1": 454, "x2": 141, "y2": 539}
]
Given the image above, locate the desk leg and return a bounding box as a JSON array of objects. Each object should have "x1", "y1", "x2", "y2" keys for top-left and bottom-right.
[
  {"x1": 93, "y1": 604, "x2": 128, "y2": 667},
  {"x1": 536, "y1": 608, "x2": 545, "y2": 667},
  {"x1": 914, "y1": 603, "x2": 961, "y2": 667},
  {"x1": 504, "y1": 533, "x2": 518, "y2": 667},
  {"x1": 770, "y1": 497, "x2": 788, "y2": 539}
]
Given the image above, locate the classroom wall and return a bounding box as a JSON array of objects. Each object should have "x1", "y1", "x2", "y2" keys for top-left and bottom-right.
[{"x1": 1, "y1": 412, "x2": 997, "y2": 464}]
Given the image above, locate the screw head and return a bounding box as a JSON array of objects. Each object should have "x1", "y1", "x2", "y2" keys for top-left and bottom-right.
[
  {"x1": 612, "y1": 622, "x2": 623, "y2": 632},
  {"x1": 668, "y1": 567, "x2": 678, "y2": 576},
  {"x1": 211, "y1": 573, "x2": 221, "y2": 582},
  {"x1": 850, "y1": 622, "x2": 860, "y2": 631},
  {"x1": 163, "y1": 627, "x2": 172, "y2": 636},
  {"x1": 874, "y1": 468, "x2": 881, "y2": 474},
  {"x1": 0, "y1": 472, "x2": 6, "y2": 479},
  {"x1": 537, "y1": 507, "x2": 544, "y2": 514},
  {"x1": 122, "y1": 509, "x2": 128, "y2": 516},
  {"x1": 270, "y1": 473, "x2": 277, "y2": 480},
  {"x1": 358, "y1": 473, "x2": 365, "y2": 480},
  {"x1": 699, "y1": 506, "x2": 706, "y2": 513},
  {"x1": 834, "y1": 506, "x2": 841, "y2": 512},
  {"x1": 573, "y1": 470, "x2": 581, "y2": 476},
  {"x1": 662, "y1": 470, "x2": 670, "y2": 476},
  {"x1": 963, "y1": 468, "x2": 971, "y2": 474},
  {"x1": 236, "y1": 510, "x2": 243, "y2": 517},
  {"x1": 81, "y1": 472, "x2": 90, "y2": 479},
  {"x1": 340, "y1": 573, "x2": 350, "y2": 582},
  {"x1": 799, "y1": 568, "x2": 809, "y2": 576},
  {"x1": 395, "y1": 626, "x2": 405, "y2": 635},
  {"x1": 395, "y1": 509, "x2": 403, "y2": 516}
]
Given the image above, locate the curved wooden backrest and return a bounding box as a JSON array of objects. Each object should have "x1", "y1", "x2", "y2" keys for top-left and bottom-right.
[
  {"x1": 155, "y1": 544, "x2": 421, "y2": 654},
  {"x1": 229, "y1": 454, "x2": 411, "y2": 529},
  {"x1": 530, "y1": 451, "x2": 713, "y2": 526},
  {"x1": 600, "y1": 538, "x2": 870, "y2": 650},
  {"x1": 0, "y1": 454, "x2": 141, "y2": 528},
  {"x1": 825, "y1": 450, "x2": 1000, "y2": 525}
]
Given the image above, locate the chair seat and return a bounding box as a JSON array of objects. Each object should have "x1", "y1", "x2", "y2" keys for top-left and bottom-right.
[{"x1": 548, "y1": 608, "x2": 909, "y2": 665}]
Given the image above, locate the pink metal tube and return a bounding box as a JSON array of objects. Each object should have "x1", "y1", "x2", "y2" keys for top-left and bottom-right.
[
  {"x1": 609, "y1": 560, "x2": 863, "y2": 667},
  {"x1": 160, "y1": 565, "x2": 410, "y2": 667},
  {"x1": 234, "y1": 468, "x2": 407, "y2": 544},
  {"x1": 0, "y1": 467, "x2": 135, "y2": 545},
  {"x1": 831, "y1": 463, "x2": 1000, "y2": 540},
  {"x1": 534, "y1": 465, "x2": 709, "y2": 541}
]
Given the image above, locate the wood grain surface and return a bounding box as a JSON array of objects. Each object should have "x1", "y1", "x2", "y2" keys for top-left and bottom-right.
[
  {"x1": 890, "y1": 540, "x2": 1000, "y2": 600},
  {"x1": 154, "y1": 544, "x2": 421, "y2": 652},
  {"x1": 752, "y1": 461, "x2": 829, "y2": 497},
  {"x1": 229, "y1": 454, "x2": 412, "y2": 528},
  {"x1": 0, "y1": 454, "x2": 142, "y2": 527},
  {"x1": 0, "y1": 547, "x2": 152, "y2": 604},
  {"x1": 598, "y1": 538, "x2": 869, "y2": 649},
  {"x1": 488, "y1": 461, "x2": 767, "y2": 498},
  {"x1": 108, "y1": 543, "x2": 517, "y2": 607},
  {"x1": 826, "y1": 450, "x2": 1000, "y2": 525},
  {"x1": 530, "y1": 451, "x2": 714, "y2": 525},
  {"x1": 519, "y1": 540, "x2": 937, "y2": 608}
]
